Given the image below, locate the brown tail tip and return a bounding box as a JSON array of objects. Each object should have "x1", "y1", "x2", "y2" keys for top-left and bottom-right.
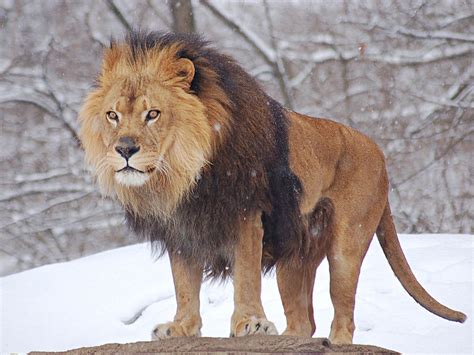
[{"x1": 455, "y1": 312, "x2": 467, "y2": 323}]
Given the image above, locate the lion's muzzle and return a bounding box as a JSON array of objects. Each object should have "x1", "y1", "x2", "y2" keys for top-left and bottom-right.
[
  {"x1": 113, "y1": 136, "x2": 153, "y2": 186},
  {"x1": 115, "y1": 136, "x2": 140, "y2": 160}
]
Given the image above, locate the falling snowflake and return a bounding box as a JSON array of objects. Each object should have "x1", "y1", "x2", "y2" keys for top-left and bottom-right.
[{"x1": 213, "y1": 122, "x2": 222, "y2": 132}]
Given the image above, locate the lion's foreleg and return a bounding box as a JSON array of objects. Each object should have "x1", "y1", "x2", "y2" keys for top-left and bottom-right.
[
  {"x1": 230, "y1": 213, "x2": 278, "y2": 337},
  {"x1": 151, "y1": 254, "x2": 202, "y2": 340}
]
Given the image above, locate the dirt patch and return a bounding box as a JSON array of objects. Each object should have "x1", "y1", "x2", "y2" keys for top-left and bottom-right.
[{"x1": 30, "y1": 336, "x2": 399, "y2": 354}]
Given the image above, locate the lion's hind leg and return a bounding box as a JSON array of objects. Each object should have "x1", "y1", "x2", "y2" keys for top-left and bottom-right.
[
  {"x1": 151, "y1": 254, "x2": 202, "y2": 340},
  {"x1": 277, "y1": 257, "x2": 323, "y2": 337},
  {"x1": 326, "y1": 227, "x2": 366, "y2": 344},
  {"x1": 326, "y1": 196, "x2": 386, "y2": 344},
  {"x1": 277, "y1": 202, "x2": 330, "y2": 337}
]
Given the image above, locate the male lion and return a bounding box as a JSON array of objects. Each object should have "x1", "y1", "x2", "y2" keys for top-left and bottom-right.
[{"x1": 79, "y1": 31, "x2": 466, "y2": 344}]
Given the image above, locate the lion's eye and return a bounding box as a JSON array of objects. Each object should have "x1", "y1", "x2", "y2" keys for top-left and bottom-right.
[
  {"x1": 145, "y1": 109, "x2": 161, "y2": 123},
  {"x1": 106, "y1": 111, "x2": 119, "y2": 123}
]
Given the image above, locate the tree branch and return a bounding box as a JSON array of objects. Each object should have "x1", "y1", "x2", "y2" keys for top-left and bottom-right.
[
  {"x1": 392, "y1": 129, "x2": 473, "y2": 188},
  {"x1": 106, "y1": 0, "x2": 132, "y2": 31},
  {"x1": 200, "y1": 0, "x2": 296, "y2": 107},
  {"x1": 263, "y1": 0, "x2": 293, "y2": 108}
]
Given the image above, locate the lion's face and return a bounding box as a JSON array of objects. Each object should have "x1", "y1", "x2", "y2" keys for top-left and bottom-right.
[
  {"x1": 79, "y1": 44, "x2": 216, "y2": 214},
  {"x1": 99, "y1": 81, "x2": 204, "y2": 188}
]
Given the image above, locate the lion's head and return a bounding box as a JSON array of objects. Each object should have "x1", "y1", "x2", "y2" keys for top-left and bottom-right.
[{"x1": 79, "y1": 33, "x2": 231, "y2": 216}]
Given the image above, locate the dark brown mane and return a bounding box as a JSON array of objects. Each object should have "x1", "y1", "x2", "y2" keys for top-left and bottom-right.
[{"x1": 122, "y1": 31, "x2": 304, "y2": 278}]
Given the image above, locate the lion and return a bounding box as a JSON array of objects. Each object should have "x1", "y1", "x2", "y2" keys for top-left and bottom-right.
[{"x1": 78, "y1": 31, "x2": 466, "y2": 344}]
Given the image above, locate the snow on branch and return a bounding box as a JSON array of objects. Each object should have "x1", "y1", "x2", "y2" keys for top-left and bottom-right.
[
  {"x1": 284, "y1": 44, "x2": 474, "y2": 65},
  {"x1": 200, "y1": 0, "x2": 296, "y2": 107},
  {"x1": 376, "y1": 24, "x2": 474, "y2": 43},
  {"x1": 199, "y1": 0, "x2": 276, "y2": 64}
]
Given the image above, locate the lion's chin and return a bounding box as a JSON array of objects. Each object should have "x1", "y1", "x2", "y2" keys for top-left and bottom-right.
[{"x1": 114, "y1": 170, "x2": 151, "y2": 187}]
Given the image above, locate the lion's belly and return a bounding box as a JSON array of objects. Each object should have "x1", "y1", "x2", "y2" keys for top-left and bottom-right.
[{"x1": 125, "y1": 207, "x2": 241, "y2": 278}]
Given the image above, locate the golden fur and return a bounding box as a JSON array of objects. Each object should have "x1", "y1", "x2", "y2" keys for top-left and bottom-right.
[
  {"x1": 79, "y1": 32, "x2": 466, "y2": 345},
  {"x1": 79, "y1": 43, "x2": 230, "y2": 217}
]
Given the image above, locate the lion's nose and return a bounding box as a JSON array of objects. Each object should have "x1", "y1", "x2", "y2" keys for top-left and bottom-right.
[{"x1": 115, "y1": 136, "x2": 140, "y2": 159}]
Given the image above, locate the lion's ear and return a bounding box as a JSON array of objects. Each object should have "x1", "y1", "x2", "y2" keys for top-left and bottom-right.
[{"x1": 175, "y1": 58, "x2": 195, "y2": 89}]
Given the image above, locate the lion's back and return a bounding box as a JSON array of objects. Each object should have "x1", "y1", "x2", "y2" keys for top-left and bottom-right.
[{"x1": 288, "y1": 111, "x2": 388, "y2": 214}]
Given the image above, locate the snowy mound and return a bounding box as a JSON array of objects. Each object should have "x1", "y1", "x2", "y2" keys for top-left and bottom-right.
[{"x1": 1, "y1": 234, "x2": 472, "y2": 353}]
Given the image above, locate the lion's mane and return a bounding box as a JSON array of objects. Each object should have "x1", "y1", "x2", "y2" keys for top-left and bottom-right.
[{"x1": 82, "y1": 31, "x2": 304, "y2": 278}]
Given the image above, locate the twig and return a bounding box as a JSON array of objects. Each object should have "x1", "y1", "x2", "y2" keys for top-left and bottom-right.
[{"x1": 106, "y1": 0, "x2": 132, "y2": 31}]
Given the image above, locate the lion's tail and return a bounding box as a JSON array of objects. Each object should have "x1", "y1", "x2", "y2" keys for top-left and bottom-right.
[{"x1": 376, "y1": 201, "x2": 467, "y2": 323}]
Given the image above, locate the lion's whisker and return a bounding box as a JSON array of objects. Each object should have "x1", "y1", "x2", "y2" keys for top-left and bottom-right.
[{"x1": 95, "y1": 157, "x2": 108, "y2": 177}]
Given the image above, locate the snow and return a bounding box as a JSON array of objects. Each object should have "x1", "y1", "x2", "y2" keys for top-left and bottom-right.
[{"x1": 1, "y1": 234, "x2": 472, "y2": 354}]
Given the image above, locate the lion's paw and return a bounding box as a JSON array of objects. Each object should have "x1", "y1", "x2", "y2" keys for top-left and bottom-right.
[
  {"x1": 151, "y1": 321, "x2": 201, "y2": 340},
  {"x1": 231, "y1": 316, "x2": 278, "y2": 337}
]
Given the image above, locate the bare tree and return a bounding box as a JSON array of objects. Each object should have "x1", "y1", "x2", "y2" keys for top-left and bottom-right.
[
  {"x1": 0, "y1": 0, "x2": 472, "y2": 276},
  {"x1": 170, "y1": 0, "x2": 195, "y2": 33}
]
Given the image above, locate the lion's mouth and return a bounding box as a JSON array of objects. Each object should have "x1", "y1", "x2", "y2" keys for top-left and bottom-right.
[
  {"x1": 116, "y1": 165, "x2": 156, "y2": 174},
  {"x1": 115, "y1": 164, "x2": 155, "y2": 186},
  {"x1": 116, "y1": 166, "x2": 145, "y2": 174},
  {"x1": 114, "y1": 165, "x2": 155, "y2": 187}
]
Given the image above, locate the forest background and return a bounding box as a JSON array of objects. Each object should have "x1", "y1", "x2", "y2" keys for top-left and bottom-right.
[{"x1": 0, "y1": 0, "x2": 472, "y2": 275}]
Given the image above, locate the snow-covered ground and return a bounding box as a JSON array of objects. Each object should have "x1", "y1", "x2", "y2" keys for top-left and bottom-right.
[{"x1": 1, "y1": 234, "x2": 472, "y2": 354}]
